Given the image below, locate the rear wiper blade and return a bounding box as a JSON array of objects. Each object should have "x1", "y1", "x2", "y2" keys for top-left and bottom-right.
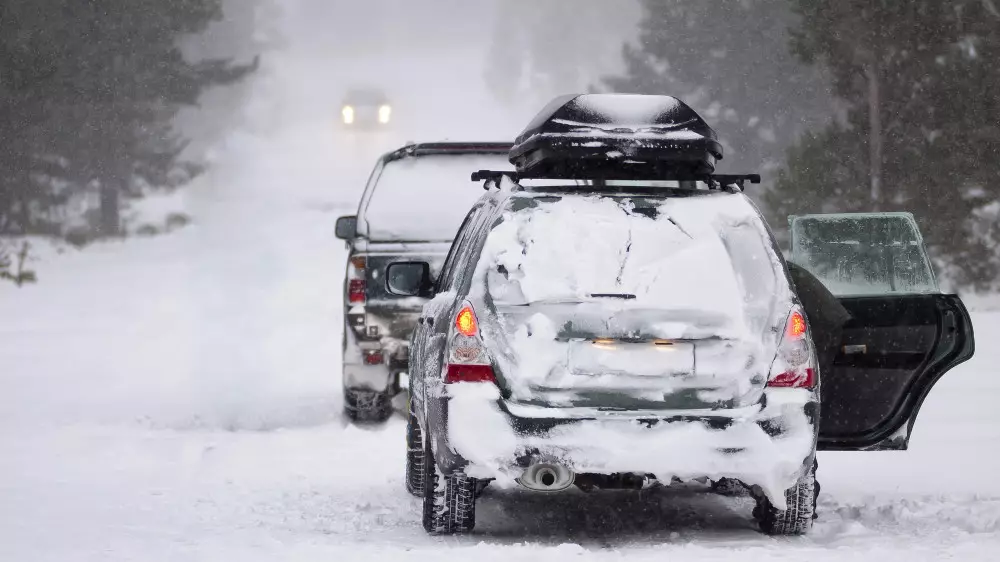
[{"x1": 589, "y1": 293, "x2": 636, "y2": 300}]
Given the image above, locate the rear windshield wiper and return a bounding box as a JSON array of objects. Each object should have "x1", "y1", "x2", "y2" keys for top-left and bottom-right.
[{"x1": 589, "y1": 293, "x2": 636, "y2": 300}]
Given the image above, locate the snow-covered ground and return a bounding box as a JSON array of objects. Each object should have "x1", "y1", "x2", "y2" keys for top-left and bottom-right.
[
  {"x1": 3, "y1": 136, "x2": 1000, "y2": 559},
  {"x1": 3, "y1": 2, "x2": 1000, "y2": 560}
]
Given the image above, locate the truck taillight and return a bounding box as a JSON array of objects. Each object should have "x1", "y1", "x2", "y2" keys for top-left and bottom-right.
[
  {"x1": 767, "y1": 307, "x2": 816, "y2": 389},
  {"x1": 348, "y1": 279, "x2": 366, "y2": 303},
  {"x1": 347, "y1": 256, "x2": 366, "y2": 304},
  {"x1": 444, "y1": 303, "x2": 495, "y2": 384}
]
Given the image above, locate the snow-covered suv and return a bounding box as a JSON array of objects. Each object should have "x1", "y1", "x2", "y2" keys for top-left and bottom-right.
[{"x1": 392, "y1": 94, "x2": 975, "y2": 536}]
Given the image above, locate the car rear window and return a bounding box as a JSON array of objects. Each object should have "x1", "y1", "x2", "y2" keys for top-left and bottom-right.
[
  {"x1": 364, "y1": 153, "x2": 512, "y2": 242},
  {"x1": 476, "y1": 191, "x2": 784, "y2": 337}
]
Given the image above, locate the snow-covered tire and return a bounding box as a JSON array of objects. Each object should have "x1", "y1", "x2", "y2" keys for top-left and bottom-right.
[
  {"x1": 344, "y1": 388, "x2": 392, "y2": 423},
  {"x1": 422, "y1": 437, "x2": 477, "y2": 534},
  {"x1": 753, "y1": 462, "x2": 817, "y2": 536},
  {"x1": 404, "y1": 399, "x2": 424, "y2": 497}
]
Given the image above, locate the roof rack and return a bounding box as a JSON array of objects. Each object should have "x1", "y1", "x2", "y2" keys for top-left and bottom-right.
[{"x1": 470, "y1": 170, "x2": 761, "y2": 192}]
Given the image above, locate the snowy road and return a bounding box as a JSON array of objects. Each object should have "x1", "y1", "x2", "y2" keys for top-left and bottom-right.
[
  {"x1": 2, "y1": 152, "x2": 999, "y2": 560},
  {"x1": 2, "y1": 5, "x2": 999, "y2": 554}
]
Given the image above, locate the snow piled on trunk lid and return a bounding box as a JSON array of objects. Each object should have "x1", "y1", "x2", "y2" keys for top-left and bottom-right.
[
  {"x1": 482, "y1": 194, "x2": 749, "y2": 326},
  {"x1": 474, "y1": 191, "x2": 787, "y2": 405}
]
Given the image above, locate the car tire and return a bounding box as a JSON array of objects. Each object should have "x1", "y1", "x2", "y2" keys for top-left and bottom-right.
[
  {"x1": 404, "y1": 399, "x2": 424, "y2": 497},
  {"x1": 344, "y1": 388, "x2": 392, "y2": 423},
  {"x1": 753, "y1": 460, "x2": 817, "y2": 536},
  {"x1": 422, "y1": 436, "x2": 477, "y2": 534}
]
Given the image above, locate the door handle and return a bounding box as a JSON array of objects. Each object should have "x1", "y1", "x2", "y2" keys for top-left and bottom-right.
[{"x1": 842, "y1": 344, "x2": 867, "y2": 355}]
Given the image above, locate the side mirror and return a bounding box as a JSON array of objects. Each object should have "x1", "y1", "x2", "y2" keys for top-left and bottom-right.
[
  {"x1": 335, "y1": 215, "x2": 357, "y2": 240},
  {"x1": 385, "y1": 261, "x2": 434, "y2": 297}
]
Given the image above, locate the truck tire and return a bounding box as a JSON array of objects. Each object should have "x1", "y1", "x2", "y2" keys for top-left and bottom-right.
[
  {"x1": 404, "y1": 399, "x2": 424, "y2": 496},
  {"x1": 344, "y1": 388, "x2": 392, "y2": 422},
  {"x1": 753, "y1": 461, "x2": 817, "y2": 535},
  {"x1": 422, "y1": 437, "x2": 477, "y2": 534}
]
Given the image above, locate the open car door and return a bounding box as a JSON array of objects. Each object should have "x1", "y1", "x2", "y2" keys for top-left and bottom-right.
[{"x1": 789, "y1": 212, "x2": 975, "y2": 451}]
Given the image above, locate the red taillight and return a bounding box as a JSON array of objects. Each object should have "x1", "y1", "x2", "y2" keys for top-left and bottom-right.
[
  {"x1": 348, "y1": 279, "x2": 366, "y2": 303},
  {"x1": 787, "y1": 310, "x2": 807, "y2": 339},
  {"x1": 766, "y1": 368, "x2": 815, "y2": 388},
  {"x1": 363, "y1": 350, "x2": 384, "y2": 365},
  {"x1": 347, "y1": 256, "x2": 367, "y2": 304},
  {"x1": 455, "y1": 306, "x2": 477, "y2": 337},
  {"x1": 767, "y1": 306, "x2": 816, "y2": 389},
  {"x1": 445, "y1": 303, "x2": 494, "y2": 384},
  {"x1": 445, "y1": 364, "x2": 496, "y2": 383}
]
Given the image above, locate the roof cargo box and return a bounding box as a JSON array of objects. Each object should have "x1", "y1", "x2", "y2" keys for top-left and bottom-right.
[{"x1": 509, "y1": 93, "x2": 723, "y2": 178}]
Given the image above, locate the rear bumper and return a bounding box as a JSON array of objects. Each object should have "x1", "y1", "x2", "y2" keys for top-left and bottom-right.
[{"x1": 432, "y1": 384, "x2": 818, "y2": 505}]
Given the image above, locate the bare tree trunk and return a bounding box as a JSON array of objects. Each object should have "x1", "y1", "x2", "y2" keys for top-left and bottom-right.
[
  {"x1": 866, "y1": 60, "x2": 883, "y2": 210},
  {"x1": 99, "y1": 181, "x2": 120, "y2": 236}
]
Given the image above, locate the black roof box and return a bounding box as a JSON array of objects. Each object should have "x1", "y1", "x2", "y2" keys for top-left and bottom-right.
[{"x1": 509, "y1": 94, "x2": 723, "y2": 178}]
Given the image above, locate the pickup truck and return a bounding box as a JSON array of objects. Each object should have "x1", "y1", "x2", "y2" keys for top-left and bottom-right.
[{"x1": 335, "y1": 142, "x2": 513, "y2": 421}]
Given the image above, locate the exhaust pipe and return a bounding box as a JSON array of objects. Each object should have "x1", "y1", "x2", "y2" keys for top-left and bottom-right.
[{"x1": 517, "y1": 462, "x2": 574, "y2": 492}]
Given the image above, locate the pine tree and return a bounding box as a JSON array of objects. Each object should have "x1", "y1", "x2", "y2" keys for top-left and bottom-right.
[
  {"x1": 601, "y1": 0, "x2": 834, "y2": 178},
  {"x1": 767, "y1": 0, "x2": 1000, "y2": 287},
  {"x1": 0, "y1": 0, "x2": 254, "y2": 238}
]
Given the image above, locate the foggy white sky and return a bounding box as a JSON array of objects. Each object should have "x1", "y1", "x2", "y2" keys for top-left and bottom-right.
[{"x1": 180, "y1": 0, "x2": 641, "y2": 161}]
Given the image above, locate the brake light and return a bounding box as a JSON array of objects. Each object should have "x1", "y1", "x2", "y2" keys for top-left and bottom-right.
[
  {"x1": 444, "y1": 303, "x2": 495, "y2": 384},
  {"x1": 456, "y1": 306, "x2": 477, "y2": 337},
  {"x1": 347, "y1": 256, "x2": 366, "y2": 304},
  {"x1": 445, "y1": 364, "x2": 495, "y2": 383},
  {"x1": 363, "y1": 350, "x2": 384, "y2": 365},
  {"x1": 787, "y1": 310, "x2": 807, "y2": 339},
  {"x1": 767, "y1": 306, "x2": 816, "y2": 389},
  {"x1": 348, "y1": 279, "x2": 366, "y2": 303}
]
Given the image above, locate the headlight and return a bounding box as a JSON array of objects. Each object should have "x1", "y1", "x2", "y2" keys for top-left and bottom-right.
[
  {"x1": 378, "y1": 104, "x2": 392, "y2": 124},
  {"x1": 342, "y1": 105, "x2": 355, "y2": 124}
]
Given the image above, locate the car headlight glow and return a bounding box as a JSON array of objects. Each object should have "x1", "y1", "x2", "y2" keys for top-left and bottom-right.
[
  {"x1": 378, "y1": 104, "x2": 392, "y2": 124},
  {"x1": 342, "y1": 105, "x2": 355, "y2": 124}
]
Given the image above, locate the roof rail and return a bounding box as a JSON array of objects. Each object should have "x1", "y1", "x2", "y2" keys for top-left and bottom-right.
[
  {"x1": 382, "y1": 142, "x2": 513, "y2": 164},
  {"x1": 470, "y1": 170, "x2": 761, "y2": 192}
]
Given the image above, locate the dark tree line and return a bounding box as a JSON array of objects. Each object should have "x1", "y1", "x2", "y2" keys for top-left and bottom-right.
[
  {"x1": 0, "y1": 1, "x2": 253, "y2": 242},
  {"x1": 605, "y1": 0, "x2": 1000, "y2": 289},
  {"x1": 766, "y1": 0, "x2": 1000, "y2": 288}
]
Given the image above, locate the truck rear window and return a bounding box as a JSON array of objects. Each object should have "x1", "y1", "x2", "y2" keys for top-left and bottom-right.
[{"x1": 365, "y1": 154, "x2": 512, "y2": 241}]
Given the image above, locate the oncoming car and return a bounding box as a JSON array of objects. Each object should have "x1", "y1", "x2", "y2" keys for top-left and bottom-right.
[
  {"x1": 340, "y1": 87, "x2": 392, "y2": 128},
  {"x1": 390, "y1": 94, "x2": 975, "y2": 536}
]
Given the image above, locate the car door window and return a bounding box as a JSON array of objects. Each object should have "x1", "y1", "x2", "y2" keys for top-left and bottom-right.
[
  {"x1": 789, "y1": 212, "x2": 938, "y2": 296},
  {"x1": 436, "y1": 206, "x2": 480, "y2": 292}
]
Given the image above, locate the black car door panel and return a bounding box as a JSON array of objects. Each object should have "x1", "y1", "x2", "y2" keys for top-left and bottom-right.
[{"x1": 818, "y1": 294, "x2": 974, "y2": 450}]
